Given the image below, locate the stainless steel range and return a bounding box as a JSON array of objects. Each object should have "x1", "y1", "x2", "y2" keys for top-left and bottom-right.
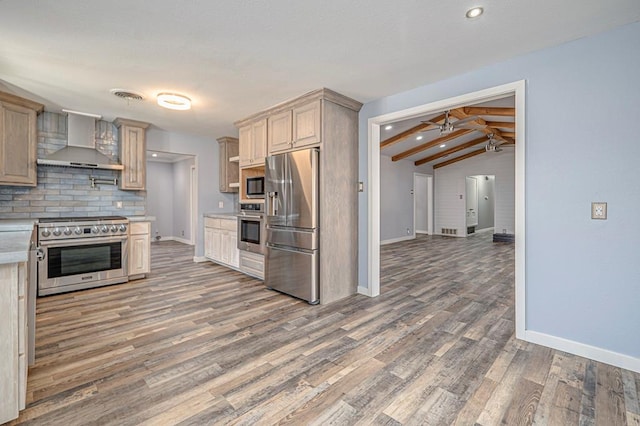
[{"x1": 37, "y1": 216, "x2": 129, "y2": 295}]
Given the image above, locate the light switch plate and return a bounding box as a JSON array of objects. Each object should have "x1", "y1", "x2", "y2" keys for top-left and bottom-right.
[{"x1": 591, "y1": 202, "x2": 607, "y2": 220}]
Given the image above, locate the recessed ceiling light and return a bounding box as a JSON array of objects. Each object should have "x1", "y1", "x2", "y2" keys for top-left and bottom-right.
[
  {"x1": 416, "y1": 135, "x2": 423, "y2": 140},
  {"x1": 466, "y1": 6, "x2": 483, "y2": 19},
  {"x1": 384, "y1": 125, "x2": 393, "y2": 130},
  {"x1": 157, "y1": 93, "x2": 191, "y2": 110},
  {"x1": 151, "y1": 153, "x2": 158, "y2": 158},
  {"x1": 440, "y1": 144, "x2": 446, "y2": 148}
]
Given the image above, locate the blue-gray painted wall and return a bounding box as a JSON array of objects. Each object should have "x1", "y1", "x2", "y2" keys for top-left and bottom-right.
[{"x1": 358, "y1": 22, "x2": 640, "y2": 358}]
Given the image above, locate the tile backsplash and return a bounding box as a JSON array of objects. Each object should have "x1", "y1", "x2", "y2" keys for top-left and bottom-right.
[{"x1": 0, "y1": 112, "x2": 146, "y2": 219}]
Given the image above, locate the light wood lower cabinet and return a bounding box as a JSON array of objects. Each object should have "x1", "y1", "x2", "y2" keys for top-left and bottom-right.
[
  {"x1": 0, "y1": 262, "x2": 28, "y2": 424},
  {"x1": 239, "y1": 251, "x2": 264, "y2": 280},
  {"x1": 128, "y1": 221, "x2": 150, "y2": 278},
  {"x1": 204, "y1": 217, "x2": 239, "y2": 269}
]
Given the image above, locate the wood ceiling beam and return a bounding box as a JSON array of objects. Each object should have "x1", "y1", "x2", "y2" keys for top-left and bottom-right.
[
  {"x1": 485, "y1": 121, "x2": 515, "y2": 129},
  {"x1": 462, "y1": 107, "x2": 515, "y2": 117},
  {"x1": 391, "y1": 129, "x2": 474, "y2": 162},
  {"x1": 500, "y1": 131, "x2": 516, "y2": 138},
  {"x1": 433, "y1": 148, "x2": 487, "y2": 169},
  {"x1": 380, "y1": 113, "x2": 446, "y2": 149},
  {"x1": 449, "y1": 109, "x2": 509, "y2": 143},
  {"x1": 414, "y1": 135, "x2": 488, "y2": 166}
]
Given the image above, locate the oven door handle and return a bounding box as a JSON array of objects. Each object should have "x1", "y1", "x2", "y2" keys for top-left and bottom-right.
[{"x1": 39, "y1": 235, "x2": 128, "y2": 247}]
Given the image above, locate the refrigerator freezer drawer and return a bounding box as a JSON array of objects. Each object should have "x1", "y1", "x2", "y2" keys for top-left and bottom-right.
[
  {"x1": 266, "y1": 227, "x2": 317, "y2": 251},
  {"x1": 266, "y1": 245, "x2": 319, "y2": 304}
]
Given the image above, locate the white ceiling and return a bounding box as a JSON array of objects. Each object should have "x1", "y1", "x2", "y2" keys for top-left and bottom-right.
[{"x1": 1, "y1": 0, "x2": 638, "y2": 138}]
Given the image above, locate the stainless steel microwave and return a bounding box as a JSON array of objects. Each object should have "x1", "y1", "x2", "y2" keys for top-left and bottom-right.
[{"x1": 245, "y1": 176, "x2": 265, "y2": 198}]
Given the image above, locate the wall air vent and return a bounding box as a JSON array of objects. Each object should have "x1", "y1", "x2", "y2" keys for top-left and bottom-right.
[{"x1": 110, "y1": 89, "x2": 145, "y2": 102}]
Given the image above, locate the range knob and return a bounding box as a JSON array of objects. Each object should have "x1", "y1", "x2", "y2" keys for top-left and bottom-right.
[
  {"x1": 52, "y1": 227, "x2": 61, "y2": 237},
  {"x1": 74, "y1": 226, "x2": 82, "y2": 235},
  {"x1": 63, "y1": 227, "x2": 72, "y2": 236},
  {"x1": 119, "y1": 224, "x2": 127, "y2": 232},
  {"x1": 101, "y1": 225, "x2": 109, "y2": 233},
  {"x1": 110, "y1": 225, "x2": 118, "y2": 233},
  {"x1": 91, "y1": 226, "x2": 100, "y2": 234},
  {"x1": 41, "y1": 228, "x2": 51, "y2": 238}
]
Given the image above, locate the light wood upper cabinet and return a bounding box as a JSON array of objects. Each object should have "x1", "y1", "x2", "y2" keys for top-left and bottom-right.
[
  {"x1": 0, "y1": 92, "x2": 43, "y2": 187},
  {"x1": 268, "y1": 110, "x2": 292, "y2": 153},
  {"x1": 128, "y1": 221, "x2": 150, "y2": 278},
  {"x1": 217, "y1": 136, "x2": 239, "y2": 193},
  {"x1": 115, "y1": 118, "x2": 149, "y2": 191},
  {"x1": 293, "y1": 100, "x2": 321, "y2": 149},
  {"x1": 239, "y1": 119, "x2": 267, "y2": 167}
]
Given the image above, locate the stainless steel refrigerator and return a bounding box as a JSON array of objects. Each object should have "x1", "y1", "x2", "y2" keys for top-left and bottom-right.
[{"x1": 265, "y1": 148, "x2": 319, "y2": 304}]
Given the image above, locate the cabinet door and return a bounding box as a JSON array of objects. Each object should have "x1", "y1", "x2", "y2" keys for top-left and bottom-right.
[
  {"x1": 228, "y1": 231, "x2": 239, "y2": 268},
  {"x1": 129, "y1": 233, "x2": 150, "y2": 275},
  {"x1": 251, "y1": 119, "x2": 267, "y2": 165},
  {"x1": 204, "y1": 227, "x2": 214, "y2": 259},
  {"x1": 0, "y1": 102, "x2": 37, "y2": 186},
  {"x1": 211, "y1": 228, "x2": 223, "y2": 262},
  {"x1": 116, "y1": 119, "x2": 149, "y2": 191},
  {"x1": 238, "y1": 125, "x2": 252, "y2": 167},
  {"x1": 268, "y1": 110, "x2": 292, "y2": 154},
  {"x1": 293, "y1": 100, "x2": 321, "y2": 148}
]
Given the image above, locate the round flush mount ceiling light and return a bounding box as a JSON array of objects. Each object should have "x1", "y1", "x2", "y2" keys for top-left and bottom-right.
[
  {"x1": 440, "y1": 144, "x2": 447, "y2": 148},
  {"x1": 465, "y1": 6, "x2": 484, "y2": 19},
  {"x1": 157, "y1": 93, "x2": 191, "y2": 110},
  {"x1": 384, "y1": 125, "x2": 393, "y2": 130}
]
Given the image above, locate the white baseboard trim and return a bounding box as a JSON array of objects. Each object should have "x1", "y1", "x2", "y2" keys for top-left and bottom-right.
[
  {"x1": 475, "y1": 227, "x2": 495, "y2": 234},
  {"x1": 357, "y1": 285, "x2": 372, "y2": 297},
  {"x1": 158, "y1": 236, "x2": 194, "y2": 245},
  {"x1": 380, "y1": 235, "x2": 414, "y2": 245},
  {"x1": 416, "y1": 230, "x2": 428, "y2": 235},
  {"x1": 193, "y1": 256, "x2": 208, "y2": 263},
  {"x1": 524, "y1": 330, "x2": 640, "y2": 373}
]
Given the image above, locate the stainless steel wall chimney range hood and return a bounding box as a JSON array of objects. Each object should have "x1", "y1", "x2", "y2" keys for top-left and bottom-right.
[{"x1": 37, "y1": 110, "x2": 124, "y2": 170}]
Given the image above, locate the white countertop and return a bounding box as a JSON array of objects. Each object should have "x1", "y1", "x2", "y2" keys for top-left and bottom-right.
[
  {"x1": 0, "y1": 219, "x2": 37, "y2": 232},
  {"x1": 128, "y1": 216, "x2": 156, "y2": 222},
  {"x1": 0, "y1": 230, "x2": 34, "y2": 264},
  {"x1": 204, "y1": 212, "x2": 239, "y2": 219}
]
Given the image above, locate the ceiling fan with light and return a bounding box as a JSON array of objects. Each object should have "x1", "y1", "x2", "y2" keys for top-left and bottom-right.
[
  {"x1": 420, "y1": 110, "x2": 481, "y2": 135},
  {"x1": 485, "y1": 133, "x2": 502, "y2": 152}
]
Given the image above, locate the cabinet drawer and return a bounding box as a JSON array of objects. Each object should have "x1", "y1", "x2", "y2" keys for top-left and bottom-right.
[
  {"x1": 220, "y1": 218, "x2": 237, "y2": 231},
  {"x1": 240, "y1": 251, "x2": 264, "y2": 279},
  {"x1": 129, "y1": 221, "x2": 150, "y2": 235},
  {"x1": 204, "y1": 217, "x2": 220, "y2": 229}
]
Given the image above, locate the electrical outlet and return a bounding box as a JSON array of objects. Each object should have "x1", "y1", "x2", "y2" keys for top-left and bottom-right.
[
  {"x1": 406, "y1": 228, "x2": 410, "y2": 235},
  {"x1": 218, "y1": 201, "x2": 224, "y2": 209},
  {"x1": 115, "y1": 201, "x2": 122, "y2": 209},
  {"x1": 591, "y1": 202, "x2": 607, "y2": 220}
]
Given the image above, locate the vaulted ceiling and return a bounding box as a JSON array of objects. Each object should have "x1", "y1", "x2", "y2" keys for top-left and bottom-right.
[
  {"x1": 380, "y1": 98, "x2": 516, "y2": 168},
  {"x1": 0, "y1": 1, "x2": 638, "y2": 138}
]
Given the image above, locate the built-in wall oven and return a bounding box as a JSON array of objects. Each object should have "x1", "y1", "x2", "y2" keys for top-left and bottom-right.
[
  {"x1": 237, "y1": 203, "x2": 265, "y2": 254},
  {"x1": 37, "y1": 216, "x2": 129, "y2": 296}
]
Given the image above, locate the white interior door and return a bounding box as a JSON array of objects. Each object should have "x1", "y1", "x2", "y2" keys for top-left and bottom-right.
[
  {"x1": 465, "y1": 176, "x2": 478, "y2": 227},
  {"x1": 414, "y1": 173, "x2": 430, "y2": 234}
]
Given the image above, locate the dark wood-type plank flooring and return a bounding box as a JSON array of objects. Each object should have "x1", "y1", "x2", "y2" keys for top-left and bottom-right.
[{"x1": 9, "y1": 233, "x2": 640, "y2": 425}]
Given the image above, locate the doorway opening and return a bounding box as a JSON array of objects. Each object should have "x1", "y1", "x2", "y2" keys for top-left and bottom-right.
[
  {"x1": 413, "y1": 173, "x2": 433, "y2": 236},
  {"x1": 146, "y1": 150, "x2": 197, "y2": 245},
  {"x1": 367, "y1": 80, "x2": 526, "y2": 339}
]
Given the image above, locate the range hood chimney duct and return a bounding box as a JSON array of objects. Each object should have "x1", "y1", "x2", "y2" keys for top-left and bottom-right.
[{"x1": 37, "y1": 110, "x2": 124, "y2": 170}]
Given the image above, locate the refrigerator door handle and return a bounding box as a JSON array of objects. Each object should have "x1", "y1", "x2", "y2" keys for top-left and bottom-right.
[{"x1": 267, "y1": 192, "x2": 278, "y2": 216}]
